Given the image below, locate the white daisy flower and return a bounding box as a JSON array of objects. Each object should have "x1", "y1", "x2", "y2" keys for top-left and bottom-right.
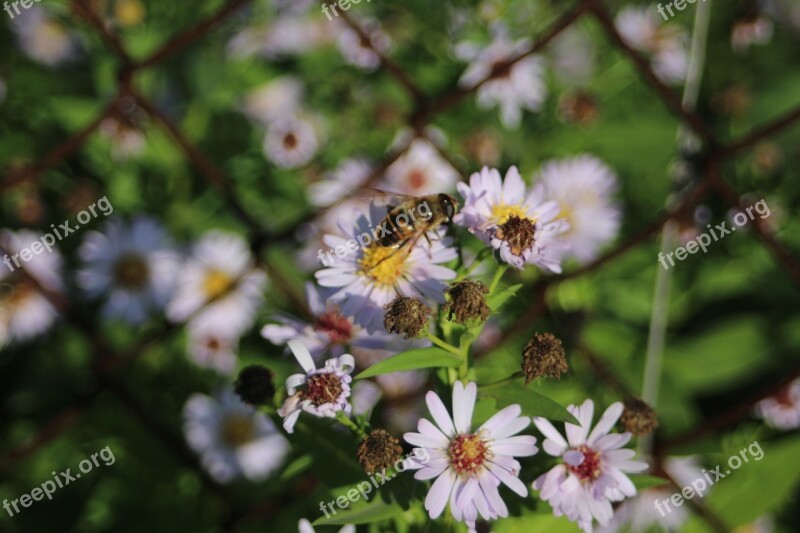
[
  {"x1": 381, "y1": 138, "x2": 460, "y2": 196},
  {"x1": 315, "y1": 204, "x2": 457, "y2": 332},
  {"x1": 227, "y1": 16, "x2": 333, "y2": 60},
  {"x1": 532, "y1": 399, "x2": 649, "y2": 532},
  {"x1": 336, "y1": 18, "x2": 391, "y2": 71},
  {"x1": 457, "y1": 31, "x2": 548, "y2": 129},
  {"x1": 454, "y1": 166, "x2": 569, "y2": 272},
  {"x1": 755, "y1": 376, "x2": 800, "y2": 430},
  {"x1": 298, "y1": 519, "x2": 354, "y2": 533},
  {"x1": 264, "y1": 116, "x2": 319, "y2": 169},
  {"x1": 78, "y1": 217, "x2": 179, "y2": 325},
  {"x1": 296, "y1": 197, "x2": 372, "y2": 271},
  {"x1": 166, "y1": 231, "x2": 267, "y2": 337},
  {"x1": 403, "y1": 381, "x2": 539, "y2": 532},
  {"x1": 11, "y1": 7, "x2": 79, "y2": 67},
  {"x1": 0, "y1": 229, "x2": 63, "y2": 346},
  {"x1": 731, "y1": 15, "x2": 774, "y2": 53},
  {"x1": 307, "y1": 158, "x2": 372, "y2": 208},
  {"x1": 615, "y1": 6, "x2": 689, "y2": 84},
  {"x1": 535, "y1": 155, "x2": 622, "y2": 263},
  {"x1": 242, "y1": 76, "x2": 305, "y2": 126},
  {"x1": 277, "y1": 340, "x2": 355, "y2": 434},
  {"x1": 262, "y1": 283, "x2": 393, "y2": 361},
  {"x1": 186, "y1": 327, "x2": 239, "y2": 375},
  {"x1": 183, "y1": 390, "x2": 289, "y2": 483},
  {"x1": 550, "y1": 27, "x2": 596, "y2": 87}
]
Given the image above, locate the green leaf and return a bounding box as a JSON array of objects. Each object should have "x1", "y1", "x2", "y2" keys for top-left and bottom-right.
[
  {"x1": 630, "y1": 474, "x2": 669, "y2": 490},
  {"x1": 486, "y1": 283, "x2": 524, "y2": 311},
  {"x1": 355, "y1": 347, "x2": 461, "y2": 379},
  {"x1": 480, "y1": 384, "x2": 579, "y2": 424},
  {"x1": 312, "y1": 497, "x2": 404, "y2": 526}
]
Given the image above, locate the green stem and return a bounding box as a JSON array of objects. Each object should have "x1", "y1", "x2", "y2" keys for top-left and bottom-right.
[
  {"x1": 488, "y1": 265, "x2": 509, "y2": 293},
  {"x1": 426, "y1": 332, "x2": 462, "y2": 357},
  {"x1": 336, "y1": 412, "x2": 365, "y2": 439}
]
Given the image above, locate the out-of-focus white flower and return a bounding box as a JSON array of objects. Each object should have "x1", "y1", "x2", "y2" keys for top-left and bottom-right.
[
  {"x1": 457, "y1": 31, "x2": 547, "y2": 129},
  {"x1": 242, "y1": 76, "x2": 305, "y2": 126},
  {"x1": 315, "y1": 204, "x2": 457, "y2": 332},
  {"x1": 183, "y1": 390, "x2": 289, "y2": 483},
  {"x1": 731, "y1": 15, "x2": 774, "y2": 53},
  {"x1": 755, "y1": 376, "x2": 800, "y2": 430},
  {"x1": 227, "y1": 16, "x2": 334, "y2": 59},
  {"x1": 277, "y1": 340, "x2": 355, "y2": 433},
  {"x1": 298, "y1": 519, "x2": 354, "y2": 533},
  {"x1": 550, "y1": 27, "x2": 596, "y2": 87},
  {"x1": 167, "y1": 231, "x2": 267, "y2": 337},
  {"x1": 11, "y1": 7, "x2": 79, "y2": 67},
  {"x1": 307, "y1": 159, "x2": 372, "y2": 208},
  {"x1": 380, "y1": 139, "x2": 460, "y2": 196},
  {"x1": 532, "y1": 399, "x2": 649, "y2": 532},
  {"x1": 615, "y1": 6, "x2": 688, "y2": 84},
  {"x1": 261, "y1": 282, "x2": 394, "y2": 361},
  {"x1": 455, "y1": 166, "x2": 569, "y2": 272},
  {"x1": 78, "y1": 217, "x2": 179, "y2": 324},
  {"x1": 264, "y1": 116, "x2": 320, "y2": 169},
  {"x1": 187, "y1": 327, "x2": 239, "y2": 375},
  {"x1": 535, "y1": 155, "x2": 621, "y2": 264},
  {"x1": 404, "y1": 381, "x2": 539, "y2": 532},
  {"x1": 0, "y1": 229, "x2": 63, "y2": 346},
  {"x1": 99, "y1": 117, "x2": 146, "y2": 160},
  {"x1": 336, "y1": 18, "x2": 391, "y2": 71}
]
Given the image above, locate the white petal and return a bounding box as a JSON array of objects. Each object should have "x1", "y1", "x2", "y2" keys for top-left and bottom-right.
[
  {"x1": 425, "y1": 470, "x2": 455, "y2": 519},
  {"x1": 288, "y1": 339, "x2": 316, "y2": 373},
  {"x1": 533, "y1": 417, "x2": 568, "y2": 451},
  {"x1": 490, "y1": 435, "x2": 538, "y2": 457},
  {"x1": 486, "y1": 461, "x2": 528, "y2": 497},
  {"x1": 426, "y1": 391, "x2": 456, "y2": 437},
  {"x1": 453, "y1": 381, "x2": 477, "y2": 434},
  {"x1": 481, "y1": 404, "x2": 522, "y2": 435},
  {"x1": 587, "y1": 402, "x2": 623, "y2": 445}
]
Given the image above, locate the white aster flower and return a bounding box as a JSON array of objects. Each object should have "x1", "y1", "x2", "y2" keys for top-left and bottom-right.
[
  {"x1": 615, "y1": 6, "x2": 688, "y2": 84},
  {"x1": 550, "y1": 27, "x2": 596, "y2": 87},
  {"x1": 166, "y1": 231, "x2": 267, "y2": 337},
  {"x1": 381, "y1": 138, "x2": 459, "y2": 196},
  {"x1": 0, "y1": 229, "x2": 63, "y2": 346},
  {"x1": 11, "y1": 7, "x2": 80, "y2": 67},
  {"x1": 457, "y1": 31, "x2": 547, "y2": 129},
  {"x1": 403, "y1": 381, "x2": 539, "y2": 532},
  {"x1": 183, "y1": 390, "x2": 289, "y2": 483},
  {"x1": 454, "y1": 166, "x2": 569, "y2": 272},
  {"x1": 731, "y1": 15, "x2": 774, "y2": 53},
  {"x1": 755, "y1": 376, "x2": 800, "y2": 430},
  {"x1": 242, "y1": 76, "x2": 305, "y2": 126},
  {"x1": 78, "y1": 217, "x2": 179, "y2": 324},
  {"x1": 336, "y1": 18, "x2": 391, "y2": 71},
  {"x1": 298, "y1": 519, "x2": 354, "y2": 533},
  {"x1": 227, "y1": 16, "x2": 333, "y2": 60},
  {"x1": 535, "y1": 155, "x2": 622, "y2": 263},
  {"x1": 532, "y1": 399, "x2": 649, "y2": 532},
  {"x1": 264, "y1": 116, "x2": 320, "y2": 169},
  {"x1": 307, "y1": 158, "x2": 372, "y2": 208},
  {"x1": 261, "y1": 282, "x2": 393, "y2": 361},
  {"x1": 98, "y1": 117, "x2": 146, "y2": 160},
  {"x1": 278, "y1": 340, "x2": 355, "y2": 434},
  {"x1": 315, "y1": 204, "x2": 457, "y2": 332},
  {"x1": 187, "y1": 327, "x2": 239, "y2": 375}
]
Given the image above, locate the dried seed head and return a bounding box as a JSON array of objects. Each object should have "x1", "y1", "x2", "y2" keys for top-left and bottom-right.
[
  {"x1": 383, "y1": 296, "x2": 431, "y2": 339},
  {"x1": 357, "y1": 429, "x2": 403, "y2": 475},
  {"x1": 620, "y1": 397, "x2": 659, "y2": 436},
  {"x1": 494, "y1": 215, "x2": 536, "y2": 257},
  {"x1": 234, "y1": 365, "x2": 276, "y2": 406},
  {"x1": 522, "y1": 332, "x2": 568, "y2": 383},
  {"x1": 443, "y1": 280, "x2": 490, "y2": 325}
]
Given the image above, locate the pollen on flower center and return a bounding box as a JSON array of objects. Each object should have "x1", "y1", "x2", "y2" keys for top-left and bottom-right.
[
  {"x1": 315, "y1": 308, "x2": 353, "y2": 344},
  {"x1": 449, "y1": 433, "x2": 489, "y2": 475},
  {"x1": 566, "y1": 445, "x2": 602, "y2": 482},
  {"x1": 493, "y1": 215, "x2": 536, "y2": 256},
  {"x1": 203, "y1": 269, "x2": 235, "y2": 300},
  {"x1": 357, "y1": 245, "x2": 407, "y2": 287},
  {"x1": 113, "y1": 253, "x2": 151, "y2": 290},
  {"x1": 490, "y1": 203, "x2": 528, "y2": 225},
  {"x1": 304, "y1": 372, "x2": 344, "y2": 407},
  {"x1": 220, "y1": 414, "x2": 256, "y2": 447}
]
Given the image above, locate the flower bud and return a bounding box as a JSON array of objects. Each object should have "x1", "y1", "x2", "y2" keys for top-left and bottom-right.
[
  {"x1": 522, "y1": 332, "x2": 568, "y2": 383},
  {"x1": 383, "y1": 296, "x2": 431, "y2": 338},
  {"x1": 620, "y1": 397, "x2": 659, "y2": 436},
  {"x1": 357, "y1": 429, "x2": 403, "y2": 475},
  {"x1": 234, "y1": 365, "x2": 276, "y2": 406},
  {"x1": 443, "y1": 280, "x2": 490, "y2": 324}
]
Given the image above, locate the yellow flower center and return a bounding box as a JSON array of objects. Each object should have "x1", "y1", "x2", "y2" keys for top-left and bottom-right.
[
  {"x1": 357, "y1": 246, "x2": 407, "y2": 288},
  {"x1": 115, "y1": 0, "x2": 146, "y2": 27},
  {"x1": 490, "y1": 203, "x2": 530, "y2": 226},
  {"x1": 203, "y1": 269, "x2": 234, "y2": 301},
  {"x1": 449, "y1": 433, "x2": 489, "y2": 476},
  {"x1": 219, "y1": 414, "x2": 256, "y2": 448}
]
